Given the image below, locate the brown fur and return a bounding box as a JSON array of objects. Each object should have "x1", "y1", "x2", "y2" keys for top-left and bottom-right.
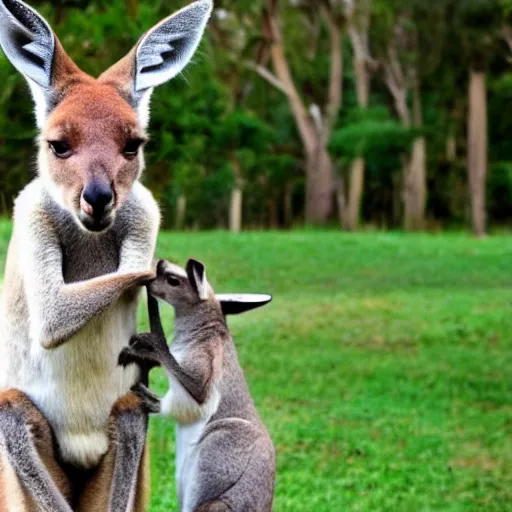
[
  {"x1": 76, "y1": 393, "x2": 149, "y2": 512},
  {"x1": 42, "y1": 78, "x2": 146, "y2": 219},
  {"x1": 0, "y1": 389, "x2": 149, "y2": 512},
  {"x1": 0, "y1": 389, "x2": 73, "y2": 511}
]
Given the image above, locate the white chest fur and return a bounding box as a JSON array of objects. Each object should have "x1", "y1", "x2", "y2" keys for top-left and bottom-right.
[
  {"x1": 161, "y1": 345, "x2": 221, "y2": 510},
  {"x1": 0, "y1": 298, "x2": 139, "y2": 468}
]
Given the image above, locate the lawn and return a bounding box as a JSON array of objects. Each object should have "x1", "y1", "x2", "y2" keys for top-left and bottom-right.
[{"x1": 0, "y1": 222, "x2": 511, "y2": 511}]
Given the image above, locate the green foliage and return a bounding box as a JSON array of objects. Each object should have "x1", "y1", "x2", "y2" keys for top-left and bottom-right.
[
  {"x1": 329, "y1": 107, "x2": 416, "y2": 165},
  {"x1": 0, "y1": 0, "x2": 511, "y2": 228}
]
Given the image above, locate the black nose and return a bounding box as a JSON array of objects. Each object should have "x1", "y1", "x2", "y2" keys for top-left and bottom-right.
[{"x1": 82, "y1": 181, "x2": 113, "y2": 217}]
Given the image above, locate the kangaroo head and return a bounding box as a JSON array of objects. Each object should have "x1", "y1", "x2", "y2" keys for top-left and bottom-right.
[
  {"x1": 150, "y1": 259, "x2": 211, "y2": 309},
  {"x1": 0, "y1": 0, "x2": 212, "y2": 232},
  {"x1": 150, "y1": 258, "x2": 273, "y2": 316}
]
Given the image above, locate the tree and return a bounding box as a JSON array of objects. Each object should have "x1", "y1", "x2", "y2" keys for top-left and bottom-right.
[
  {"x1": 343, "y1": 0, "x2": 374, "y2": 230},
  {"x1": 455, "y1": 0, "x2": 502, "y2": 236},
  {"x1": 250, "y1": 0, "x2": 344, "y2": 225}
]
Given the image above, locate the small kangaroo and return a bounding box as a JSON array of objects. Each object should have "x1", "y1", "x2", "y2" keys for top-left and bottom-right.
[{"x1": 120, "y1": 259, "x2": 276, "y2": 512}]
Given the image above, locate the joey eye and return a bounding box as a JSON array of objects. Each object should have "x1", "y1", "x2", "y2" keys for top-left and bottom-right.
[
  {"x1": 167, "y1": 276, "x2": 180, "y2": 287},
  {"x1": 122, "y1": 139, "x2": 144, "y2": 159},
  {"x1": 48, "y1": 141, "x2": 72, "y2": 159}
]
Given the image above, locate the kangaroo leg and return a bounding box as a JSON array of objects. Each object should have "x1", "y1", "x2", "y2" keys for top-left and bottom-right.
[
  {"x1": 0, "y1": 389, "x2": 72, "y2": 512},
  {"x1": 76, "y1": 392, "x2": 151, "y2": 512}
]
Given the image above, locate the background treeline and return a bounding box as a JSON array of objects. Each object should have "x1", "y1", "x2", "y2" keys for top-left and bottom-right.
[{"x1": 0, "y1": 0, "x2": 511, "y2": 234}]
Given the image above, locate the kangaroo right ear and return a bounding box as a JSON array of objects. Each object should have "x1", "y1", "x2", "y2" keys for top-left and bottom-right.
[
  {"x1": 0, "y1": 0, "x2": 85, "y2": 126},
  {"x1": 186, "y1": 259, "x2": 209, "y2": 300}
]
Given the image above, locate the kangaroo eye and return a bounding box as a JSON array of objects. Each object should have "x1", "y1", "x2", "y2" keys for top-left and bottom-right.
[
  {"x1": 123, "y1": 139, "x2": 144, "y2": 158},
  {"x1": 167, "y1": 276, "x2": 180, "y2": 287},
  {"x1": 48, "y1": 141, "x2": 72, "y2": 159}
]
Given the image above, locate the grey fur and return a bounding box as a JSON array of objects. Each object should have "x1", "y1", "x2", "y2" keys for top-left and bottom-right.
[
  {"x1": 0, "y1": 401, "x2": 71, "y2": 512},
  {"x1": 108, "y1": 403, "x2": 149, "y2": 512},
  {"x1": 0, "y1": 0, "x2": 54, "y2": 87},
  {"x1": 135, "y1": 0, "x2": 213, "y2": 92},
  {"x1": 120, "y1": 260, "x2": 276, "y2": 512}
]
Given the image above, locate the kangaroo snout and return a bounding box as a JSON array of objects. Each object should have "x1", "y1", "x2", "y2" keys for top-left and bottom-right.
[{"x1": 80, "y1": 180, "x2": 115, "y2": 232}]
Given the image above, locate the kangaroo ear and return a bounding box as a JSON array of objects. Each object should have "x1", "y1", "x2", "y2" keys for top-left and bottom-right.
[
  {"x1": 217, "y1": 294, "x2": 273, "y2": 316},
  {"x1": 0, "y1": 0, "x2": 54, "y2": 88},
  {"x1": 99, "y1": 0, "x2": 212, "y2": 127},
  {"x1": 186, "y1": 259, "x2": 209, "y2": 300},
  {"x1": 0, "y1": 0, "x2": 86, "y2": 126}
]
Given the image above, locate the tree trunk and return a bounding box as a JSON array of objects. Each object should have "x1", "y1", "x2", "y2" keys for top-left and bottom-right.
[
  {"x1": 229, "y1": 157, "x2": 243, "y2": 233},
  {"x1": 335, "y1": 175, "x2": 347, "y2": 229},
  {"x1": 345, "y1": 157, "x2": 365, "y2": 230},
  {"x1": 128, "y1": 0, "x2": 137, "y2": 19},
  {"x1": 403, "y1": 80, "x2": 426, "y2": 231},
  {"x1": 403, "y1": 137, "x2": 426, "y2": 230},
  {"x1": 467, "y1": 69, "x2": 488, "y2": 237},
  {"x1": 261, "y1": 4, "x2": 334, "y2": 225},
  {"x1": 284, "y1": 182, "x2": 293, "y2": 228},
  {"x1": 306, "y1": 146, "x2": 334, "y2": 224},
  {"x1": 345, "y1": 57, "x2": 370, "y2": 231},
  {"x1": 175, "y1": 195, "x2": 186, "y2": 230},
  {"x1": 229, "y1": 186, "x2": 243, "y2": 233}
]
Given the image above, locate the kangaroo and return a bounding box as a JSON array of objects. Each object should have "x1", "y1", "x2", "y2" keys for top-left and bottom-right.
[
  {"x1": 0, "y1": 0, "x2": 212, "y2": 509},
  {"x1": 120, "y1": 259, "x2": 276, "y2": 512}
]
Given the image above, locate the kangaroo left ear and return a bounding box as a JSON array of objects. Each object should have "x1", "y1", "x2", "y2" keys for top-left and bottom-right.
[
  {"x1": 217, "y1": 294, "x2": 273, "y2": 315},
  {"x1": 186, "y1": 259, "x2": 209, "y2": 300},
  {"x1": 99, "y1": 0, "x2": 212, "y2": 127}
]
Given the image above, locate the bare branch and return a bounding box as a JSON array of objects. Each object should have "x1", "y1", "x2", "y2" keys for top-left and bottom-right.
[
  {"x1": 245, "y1": 61, "x2": 291, "y2": 95},
  {"x1": 321, "y1": 2, "x2": 343, "y2": 140}
]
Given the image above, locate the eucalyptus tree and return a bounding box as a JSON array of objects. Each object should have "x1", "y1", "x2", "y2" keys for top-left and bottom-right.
[
  {"x1": 454, "y1": 0, "x2": 503, "y2": 236},
  {"x1": 371, "y1": 0, "x2": 446, "y2": 230},
  {"x1": 250, "y1": 0, "x2": 345, "y2": 225},
  {"x1": 343, "y1": 0, "x2": 374, "y2": 230}
]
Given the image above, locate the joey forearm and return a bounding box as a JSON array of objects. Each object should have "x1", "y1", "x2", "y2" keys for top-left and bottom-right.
[{"x1": 147, "y1": 295, "x2": 212, "y2": 404}]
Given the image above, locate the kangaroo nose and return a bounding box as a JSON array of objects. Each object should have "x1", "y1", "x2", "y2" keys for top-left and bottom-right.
[{"x1": 81, "y1": 181, "x2": 114, "y2": 217}]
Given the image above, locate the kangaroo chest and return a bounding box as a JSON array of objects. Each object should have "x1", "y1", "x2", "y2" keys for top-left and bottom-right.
[
  {"x1": 60, "y1": 225, "x2": 120, "y2": 282},
  {"x1": 1, "y1": 216, "x2": 140, "y2": 468}
]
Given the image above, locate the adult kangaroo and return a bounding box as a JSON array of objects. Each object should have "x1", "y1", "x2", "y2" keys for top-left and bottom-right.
[{"x1": 0, "y1": 0, "x2": 212, "y2": 510}]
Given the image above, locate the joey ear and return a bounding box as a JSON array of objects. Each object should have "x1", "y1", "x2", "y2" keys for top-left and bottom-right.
[
  {"x1": 0, "y1": 0, "x2": 86, "y2": 126},
  {"x1": 186, "y1": 259, "x2": 209, "y2": 300},
  {"x1": 217, "y1": 294, "x2": 273, "y2": 316},
  {"x1": 99, "y1": 0, "x2": 212, "y2": 127}
]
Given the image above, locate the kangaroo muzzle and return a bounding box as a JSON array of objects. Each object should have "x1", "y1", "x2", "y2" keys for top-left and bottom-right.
[{"x1": 80, "y1": 180, "x2": 115, "y2": 232}]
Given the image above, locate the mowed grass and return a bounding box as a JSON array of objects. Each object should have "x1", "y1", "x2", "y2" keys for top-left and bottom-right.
[{"x1": 0, "y1": 221, "x2": 510, "y2": 511}]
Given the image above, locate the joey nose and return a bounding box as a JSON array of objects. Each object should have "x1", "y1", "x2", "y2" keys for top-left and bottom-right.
[{"x1": 82, "y1": 181, "x2": 114, "y2": 217}]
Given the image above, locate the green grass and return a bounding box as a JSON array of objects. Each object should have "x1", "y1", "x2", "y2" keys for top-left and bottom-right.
[{"x1": 0, "y1": 221, "x2": 511, "y2": 510}]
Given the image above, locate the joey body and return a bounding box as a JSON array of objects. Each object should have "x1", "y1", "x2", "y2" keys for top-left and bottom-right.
[{"x1": 122, "y1": 260, "x2": 276, "y2": 512}]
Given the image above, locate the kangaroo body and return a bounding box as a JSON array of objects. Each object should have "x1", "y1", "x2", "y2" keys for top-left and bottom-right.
[
  {"x1": 0, "y1": 0, "x2": 212, "y2": 507},
  {"x1": 171, "y1": 333, "x2": 275, "y2": 512},
  {"x1": 122, "y1": 260, "x2": 276, "y2": 512},
  {"x1": 0, "y1": 179, "x2": 157, "y2": 468}
]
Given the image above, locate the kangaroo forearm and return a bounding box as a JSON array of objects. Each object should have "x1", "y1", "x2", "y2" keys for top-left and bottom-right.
[{"x1": 36, "y1": 273, "x2": 147, "y2": 349}]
